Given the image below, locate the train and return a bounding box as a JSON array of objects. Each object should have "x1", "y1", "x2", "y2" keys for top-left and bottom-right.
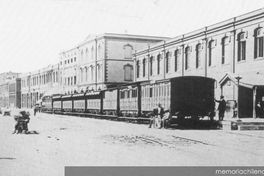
[{"x1": 41, "y1": 76, "x2": 216, "y2": 120}]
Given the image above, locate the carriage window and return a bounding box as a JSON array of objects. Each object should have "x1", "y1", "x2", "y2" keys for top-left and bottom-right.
[
  {"x1": 120, "y1": 91, "x2": 125, "y2": 99},
  {"x1": 132, "y1": 89, "x2": 137, "y2": 97}
]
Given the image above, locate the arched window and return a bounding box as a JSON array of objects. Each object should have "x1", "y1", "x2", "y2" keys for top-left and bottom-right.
[
  {"x1": 85, "y1": 67, "x2": 88, "y2": 82},
  {"x1": 157, "y1": 54, "x2": 161, "y2": 74},
  {"x1": 124, "y1": 44, "x2": 133, "y2": 59},
  {"x1": 97, "y1": 65, "x2": 101, "y2": 81},
  {"x1": 98, "y1": 45, "x2": 101, "y2": 59},
  {"x1": 86, "y1": 48, "x2": 89, "y2": 60},
  {"x1": 91, "y1": 66, "x2": 94, "y2": 81},
  {"x1": 81, "y1": 50, "x2": 84, "y2": 60},
  {"x1": 136, "y1": 60, "x2": 140, "y2": 78},
  {"x1": 149, "y1": 56, "x2": 153, "y2": 76},
  {"x1": 208, "y1": 40, "x2": 214, "y2": 66},
  {"x1": 221, "y1": 36, "x2": 228, "y2": 64},
  {"x1": 80, "y1": 68, "x2": 83, "y2": 82},
  {"x1": 254, "y1": 28, "x2": 264, "y2": 58},
  {"x1": 124, "y1": 64, "x2": 133, "y2": 81},
  {"x1": 91, "y1": 46, "x2": 94, "y2": 60},
  {"x1": 165, "y1": 51, "x2": 170, "y2": 73},
  {"x1": 185, "y1": 46, "x2": 190, "y2": 70},
  {"x1": 174, "y1": 49, "x2": 179, "y2": 72},
  {"x1": 238, "y1": 32, "x2": 246, "y2": 61},
  {"x1": 196, "y1": 43, "x2": 202, "y2": 68},
  {"x1": 143, "y1": 58, "x2": 146, "y2": 77}
]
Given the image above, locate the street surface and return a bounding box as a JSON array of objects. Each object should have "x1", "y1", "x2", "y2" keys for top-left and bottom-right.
[{"x1": 1, "y1": 111, "x2": 264, "y2": 176}]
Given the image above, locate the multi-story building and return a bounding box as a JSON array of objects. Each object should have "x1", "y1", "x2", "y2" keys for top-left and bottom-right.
[
  {"x1": 59, "y1": 48, "x2": 78, "y2": 94},
  {"x1": 0, "y1": 72, "x2": 20, "y2": 108},
  {"x1": 20, "y1": 64, "x2": 60, "y2": 108},
  {"x1": 134, "y1": 8, "x2": 264, "y2": 118},
  {"x1": 60, "y1": 33, "x2": 169, "y2": 94}
]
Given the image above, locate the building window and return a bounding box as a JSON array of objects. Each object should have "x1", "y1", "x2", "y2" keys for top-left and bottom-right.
[
  {"x1": 97, "y1": 45, "x2": 101, "y2": 59},
  {"x1": 80, "y1": 68, "x2": 83, "y2": 82},
  {"x1": 238, "y1": 32, "x2": 246, "y2": 61},
  {"x1": 150, "y1": 56, "x2": 153, "y2": 76},
  {"x1": 136, "y1": 60, "x2": 140, "y2": 78},
  {"x1": 157, "y1": 54, "x2": 161, "y2": 74},
  {"x1": 74, "y1": 57, "x2": 76, "y2": 62},
  {"x1": 85, "y1": 67, "x2": 88, "y2": 82},
  {"x1": 91, "y1": 47, "x2": 94, "y2": 60},
  {"x1": 254, "y1": 28, "x2": 264, "y2": 58},
  {"x1": 221, "y1": 36, "x2": 228, "y2": 64},
  {"x1": 124, "y1": 64, "x2": 133, "y2": 81},
  {"x1": 208, "y1": 40, "x2": 214, "y2": 66},
  {"x1": 74, "y1": 76, "x2": 76, "y2": 85},
  {"x1": 185, "y1": 46, "x2": 190, "y2": 70},
  {"x1": 143, "y1": 58, "x2": 146, "y2": 77},
  {"x1": 165, "y1": 51, "x2": 170, "y2": 73},
  {"x1": 174, "y1": 49, "x2": 179, "y2": 72},
  {"x1": 124, "y1": 44, "x2": 133, "y2": 59},
  {"x1": 196, "y1": 43, "x2": 201, "y2": 68},
  {"x1": 97, "y1": 65, "x2": 101, "y2": 81},
  {"x1": 91, "y1": 66, "x2": 94, "y2": 81}
]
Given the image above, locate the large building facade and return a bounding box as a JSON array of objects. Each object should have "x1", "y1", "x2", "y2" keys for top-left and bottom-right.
[
  {"x1": 134, "y1": 8, "x2": 264, "y2": 118},
  {"x1": 60, "y1": 33, "x2": 169, "y2": 94}
]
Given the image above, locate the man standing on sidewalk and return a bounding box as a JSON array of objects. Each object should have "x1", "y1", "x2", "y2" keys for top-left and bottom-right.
[{"x1": 215, "y1": 96, "x2": 226, "y2": 121}]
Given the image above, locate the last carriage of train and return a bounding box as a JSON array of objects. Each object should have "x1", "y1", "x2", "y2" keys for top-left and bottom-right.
[{"x1": 40, "y1": 76, "x2": 218, "y2": 128}]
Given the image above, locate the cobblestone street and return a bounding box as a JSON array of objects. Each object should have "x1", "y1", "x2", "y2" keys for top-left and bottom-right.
[{"x1": 1, "y1": 112, "x2": 264, "y2": 176}]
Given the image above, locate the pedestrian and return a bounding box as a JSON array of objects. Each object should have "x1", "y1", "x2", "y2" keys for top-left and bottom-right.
[
  {"x1": 157, "y1": 103, "x2": 165, "y2": 128},
  {"x1": 163, "y1": 109, "x2": 172, "y2": 129},
  {"x1": 215, "y1": 95, "x2": 226, "y2": 121},
  {"x1": 34, "y1": 105, "x2": 38, "y2": 116},
  {"x1": 256, "y1": 102, "x2": 263, "y2": 118},
  {"x1": 148, "y1": 109, "x2": 157, "y2": 128}
]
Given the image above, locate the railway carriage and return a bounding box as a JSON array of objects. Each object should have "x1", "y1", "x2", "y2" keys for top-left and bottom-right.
[
  {"x1": 61, "y1": 95, "x2": 73, "y2": 112},
  {"x1": 85, "y1": 91, "x2": 102, "y2": 114},
  {"x1": 119, "y1": 83, "x2": 140, "y2": 117},
  {"x1": 141, "y1": 80, "x2": 171, "y2": 116},
  {"x1": 102, "y1": 89, "x2": 118, "y2": 115},
  {"x1": 72, "y1": 93, "x2": 86, "y2": 112},
  {"x1": 52, "y1": 95, "x2": 62, "y2": 113},
  {"x1": 170, "y1": 76, "x2": 215, "y2": 119},
  {"x1": 41, "y1": 95, "x2": 52, "y2": 112}
]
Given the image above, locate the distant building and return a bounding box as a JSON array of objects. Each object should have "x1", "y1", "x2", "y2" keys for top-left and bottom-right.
[
  {"x1": 20, "y1": 64, "x2": 60, "y2": 108},
  {"x1": 59, "y1": 33, "x2": 169, "y2": 94}
]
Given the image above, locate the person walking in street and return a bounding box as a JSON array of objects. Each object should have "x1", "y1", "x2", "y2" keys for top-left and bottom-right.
[
  {"x1": 33, "y1": 105, "x2": 38, "y2": 116},
  {"x1": 215, "y1": 95, "x2": 226, "y2": 121}
]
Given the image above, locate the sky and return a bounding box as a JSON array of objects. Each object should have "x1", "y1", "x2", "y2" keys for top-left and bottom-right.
[{"x1": 0, "y1": 0, "x2": 264, "y2": 73}]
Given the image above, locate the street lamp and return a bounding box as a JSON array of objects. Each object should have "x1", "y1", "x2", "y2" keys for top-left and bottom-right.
[{"x1": 235, "y1": 75, "x2": 242, "y2": 121}]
